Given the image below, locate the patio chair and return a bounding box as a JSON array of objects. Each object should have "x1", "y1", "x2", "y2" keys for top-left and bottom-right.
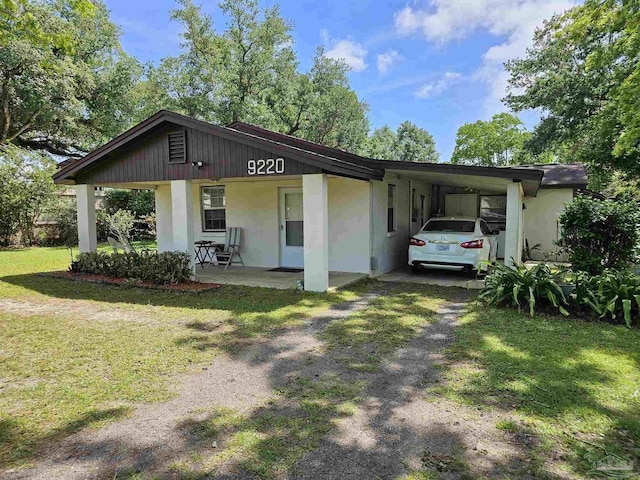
[
  {"x1": 215, "y1": 227, "x2": 244, "y2": 270},
  {"x1": 107, "y1": 236, "x2": 134, "y2": 253}
]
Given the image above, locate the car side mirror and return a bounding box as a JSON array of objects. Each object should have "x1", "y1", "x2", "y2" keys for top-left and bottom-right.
[{"x1": 492, "y1": 230, "x2": 500, "y2": 235}]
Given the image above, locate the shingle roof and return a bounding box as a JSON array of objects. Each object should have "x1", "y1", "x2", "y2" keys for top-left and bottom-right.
[{"x1": 513, "y1": 163, "x2": 588, "y2": 188}]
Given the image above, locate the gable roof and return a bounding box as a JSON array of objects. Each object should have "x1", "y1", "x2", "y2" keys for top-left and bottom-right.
[
  {"x1": 55, "y1": 113, "x2": 586, "y2": 192},
  {"x1": 54, "y1": 111, "x2": 382, "y2": 183}
]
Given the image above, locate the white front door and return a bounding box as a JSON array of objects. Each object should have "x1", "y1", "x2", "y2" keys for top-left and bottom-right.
[{"x1": 279, "y1": 188, "x2": 304, "y2": 268}]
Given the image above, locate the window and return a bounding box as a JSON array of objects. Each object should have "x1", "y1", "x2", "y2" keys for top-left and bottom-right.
[
  {"x1": 423, "y1": 219, "x2": 475, "y2": 233},
  {"x1": 420, "y1": 194, "x2": 426, "y2": 225},
  {"x1": 480, "y1": 195, "x2": 507, "y2": 223},
  {"x1": 480, "y1": 220, "x2": 492, "y2": 235},
  {"x1": 387, "y1": 184, "x2": 397, "y2": 233},
  {"x1": 201, "y1": 186, "x2": 226, "y2": 231},
  {"x1": 411, "y1": 188, "x2": 418, "y2": 223},
  {"x1": 168, "y1": 131, "x2": 186, "y2": 163}
]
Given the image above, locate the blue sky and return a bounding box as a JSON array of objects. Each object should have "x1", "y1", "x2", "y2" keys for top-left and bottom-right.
[{"x1": 106, "y1": 0, "x2": 577, "y2": 161}]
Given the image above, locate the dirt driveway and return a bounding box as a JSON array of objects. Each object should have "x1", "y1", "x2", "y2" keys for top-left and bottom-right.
[{"x1": 2, "y1": 285, "x2": 551, "y2": 480}]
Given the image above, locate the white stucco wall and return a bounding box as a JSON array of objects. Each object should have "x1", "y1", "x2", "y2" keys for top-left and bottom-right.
[
  {"x1": 327, "y1": 177, "x2": 370, "y2": 273},
  {"x1": 370, "y1": 174, "x2": 431, "y2": 276},
  {"x1": 189, "y1": 176, "x2": 370, "y2": 273},
  {"x1": 524, "y1": 188, "x2": 574, "y2": 261}
]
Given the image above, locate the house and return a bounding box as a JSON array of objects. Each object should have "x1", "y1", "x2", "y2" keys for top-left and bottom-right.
[{"x1": 53, "y1": 110, "x2": 587, "y2": 292}]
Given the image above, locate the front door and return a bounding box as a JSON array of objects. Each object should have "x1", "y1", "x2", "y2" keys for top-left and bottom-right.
[{"x1": 279, "y1": 188, "x2": 304, "y2": 268}]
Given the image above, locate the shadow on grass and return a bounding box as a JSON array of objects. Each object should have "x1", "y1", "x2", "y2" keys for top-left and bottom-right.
[
  {"x1": 3, "y1": 283, "x2": 580, "y2": 479},
  {"x1": 0, "y1": 272, "x2": 344, "y2": 316},
  {"x1": 438, "y1": 305, "x2": 640, "y2": 476},
  {"x1": 1, "y1": 407, "x2": 130, "y2": 470}
]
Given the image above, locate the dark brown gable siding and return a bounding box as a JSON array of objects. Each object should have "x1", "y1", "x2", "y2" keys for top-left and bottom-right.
[{"x1": 75, "y1": 125, "x2": 321, "y2": 184}]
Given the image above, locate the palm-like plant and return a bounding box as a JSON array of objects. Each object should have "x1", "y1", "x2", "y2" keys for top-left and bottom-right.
[{"x1": 479, "y1": 263, "x2": 569, "y2": 317}]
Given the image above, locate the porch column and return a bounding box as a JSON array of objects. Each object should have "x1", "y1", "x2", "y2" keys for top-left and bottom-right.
[
  {"x1": 303, "y1": 174, "x2": 329, "y2": 292},
  {"x1": 171, "y1": 180, "x2": 195, "y2": 274},
  {"x1": 155, "y1": 184, "x2": 173, "y2": 252},
  {"x1": 505, "y1": 181, "x2": 524, "y2": 267},
  {"x1": 75, "y1": 184, "x2": 97, "y2": 253}
]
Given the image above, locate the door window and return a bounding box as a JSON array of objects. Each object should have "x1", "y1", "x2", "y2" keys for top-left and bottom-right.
[{"x1": 284, "y1": 192, "x2": 303, "y2": 246}]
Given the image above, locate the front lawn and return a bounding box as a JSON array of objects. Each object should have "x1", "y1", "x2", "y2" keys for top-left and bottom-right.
[
  {"x1": 436, "y1": 306, "x2": 640, "y2": 478},
  {"x1": 0, "y1": 247, "x2": 355, "y2": 468}
]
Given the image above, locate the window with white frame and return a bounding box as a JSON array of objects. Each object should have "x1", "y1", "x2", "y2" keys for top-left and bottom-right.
[
  {"x1": 201, "y1": 186, "x2": 226, "y2": 231},
  {"x1": 387, "y1": 184, "x2": 397, "y2": 233}
]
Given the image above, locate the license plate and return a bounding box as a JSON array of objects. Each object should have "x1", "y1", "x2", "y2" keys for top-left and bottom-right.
[{"x1": 436, "y1": 244, "x2": 450, "y2": 251}]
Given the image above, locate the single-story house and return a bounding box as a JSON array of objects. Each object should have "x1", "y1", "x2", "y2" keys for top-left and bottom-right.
[{"x1": 53, "y1": 110, "x2": 587, "y2": 291}]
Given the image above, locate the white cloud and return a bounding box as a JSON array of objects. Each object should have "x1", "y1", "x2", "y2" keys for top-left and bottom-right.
[
  {"x1": 322, "y1": 30, "x2": 368, "y2": 72},
  {"x1": 377, "y1": 50, "x2": 402, "y2": 75},
  {"x1": 394, "y1": 0, "x2": 576, "y2": 111},
  {"x1": 415, "y1": 72, "x2": 462, "y2": 99}
]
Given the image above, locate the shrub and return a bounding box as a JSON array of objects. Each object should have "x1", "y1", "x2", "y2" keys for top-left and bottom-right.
[
  {"x1": 74, "y1": 251, "x2": 192, "y2": 284},
  {"x1": 104, "y1": 189, "x2": 155, "y2": 216},
  {"x1": 558, "y1": 195, "x2": 640, "y2": 275},
  {"x1": 479, "y1": 263, "x2": 569, "y2": 316},
  {"x1": 103, "y1": 210, "x2": 135, "y2": 247},
  {"x1": 571, "y1": 269, "x2": 640, "y2": 328}
]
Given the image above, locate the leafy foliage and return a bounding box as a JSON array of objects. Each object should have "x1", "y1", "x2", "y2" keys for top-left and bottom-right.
[
  {"x1": 361, "y1": 121, "x2": 439, "y2": 162},
  {"x1": 74, "y1": 251, "x2": 192, "y2": 284},
  {"x1": 558, "y1": 195, "x2": 640, "y2": 275},
  {"x1": 479, "y1": 263, "x2": 568, "y2": 317},
  {"x1": 505, "y1": 0, "x2": 640, "y2": 186},
  {"x1": 0, "y1": 144, "x2": 60, "y2": 245},
  {"x1": 134, "y1": 0, "x2": 370, "y2": 152},
  {"x1": 571, "y1": 270, "x2": 640, "y2": 328},
  {"x1": 102, "y1": 210, "x2": 135, "y2": 248},
  {"x1": 451, "y1": 113, "x2": 542, "y2": 166},
  {"x1": 0, "y1": 0, "x2": 141, "y2": 158},
  {"x1": 103, "y1": 189, "x2": 155, "y2": 216}
]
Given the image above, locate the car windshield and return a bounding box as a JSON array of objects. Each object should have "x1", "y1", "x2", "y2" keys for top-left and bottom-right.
[{"x1": 423, "y1": 220, "x2": 475, "y2": 233}]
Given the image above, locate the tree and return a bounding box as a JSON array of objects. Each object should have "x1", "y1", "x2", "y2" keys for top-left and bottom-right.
[
  {"x1": 451, "y1": 113, "x2": 533, "y2": 166},
  {"x1": 362, "y1": 122, "x2": 439, "y2": 162},
  {"x1": 505, "y1": 0, "x2": 640, "y2": 186},
  {"x1": 134, "y1": 0, "x2": 369, "y2": 152},
  {"x1": 395, "y1": 121, "x2": 438, "y2": 162},
  {"x1": 0, "y1": 144, "x2": 60, "y2": 245},
  {"x1": 362, "y1": 125, "x2": 397, "y2": 159},
  {"x1": 1, "y1": 0, "x2": 142, "y2": 158}
]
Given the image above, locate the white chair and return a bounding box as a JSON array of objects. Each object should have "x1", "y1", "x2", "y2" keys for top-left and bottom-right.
[
  {"x1": 108, "y1": 236, "x2": 134, "y2": 253},
  {"x1": 215, "y1": 227, "x2": 244, "y2": 270}
]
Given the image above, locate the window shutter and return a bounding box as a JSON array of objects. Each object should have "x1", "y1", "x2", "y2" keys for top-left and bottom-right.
[{"x1": 168, "y1": 131, "x2": 186, "y2": 163}]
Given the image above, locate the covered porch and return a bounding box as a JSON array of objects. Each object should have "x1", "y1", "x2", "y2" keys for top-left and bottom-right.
[{"x1": 196, "y1": 265, "x2": 366, "y2": 291}]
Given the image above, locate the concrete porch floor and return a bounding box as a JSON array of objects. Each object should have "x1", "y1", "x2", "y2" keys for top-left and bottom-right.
[
  {"x1": 377, "y1": 265, "x2": 485, "y2": 289},
  {"x1": 196, "y1": 266, "x2": 366, "y2": 291}
]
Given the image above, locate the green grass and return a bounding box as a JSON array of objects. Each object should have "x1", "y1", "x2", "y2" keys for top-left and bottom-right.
[
  {"x1": 0, "y1": 247, "x2": 357, "y2": 469},
  {"x1": 436, "y1": 305, "x2": 640, "y2": 477}
]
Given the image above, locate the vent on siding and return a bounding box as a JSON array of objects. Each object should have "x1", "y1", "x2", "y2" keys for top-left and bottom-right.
[{"x1": 168, "y1": 131, "x2": 186, "y2": 163}]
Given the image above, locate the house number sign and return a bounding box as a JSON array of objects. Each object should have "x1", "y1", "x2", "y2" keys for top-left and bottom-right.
[{"x1": 247, "y1": 158, "x2": 285, "y2": 175}]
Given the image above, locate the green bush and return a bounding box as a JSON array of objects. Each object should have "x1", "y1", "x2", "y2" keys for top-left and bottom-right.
[
  {"x1": 571, "y1": 269, "x2": 640, "y2": 328},
  {"x1": 104, "y1": 189, "x2": 155, "y2": 216},
  {"x1": 73, "y1": 251, "x2": 192, "y2": 285},
  {"x1": 479, "y1": 263, "x2": 569, "y2": 317},
  {"x1": 558, "y1": 195, "x2": 640, "y2": 275}
]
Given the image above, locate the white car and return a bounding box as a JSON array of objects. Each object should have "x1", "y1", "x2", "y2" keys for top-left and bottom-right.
[{"x1": 408, "y1": 217, "x2": 498, "y2": 273}]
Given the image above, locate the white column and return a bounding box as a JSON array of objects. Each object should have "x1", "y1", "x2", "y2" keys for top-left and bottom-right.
[
  {"x1": 303, "y1": 174, "x2": 329, "y2": 292},
  {"x1": 155, "y1": 184, "x2": 173, "y2": 252},
  {"x1": 75, "y1": 184, "x2": 97, "y2": 253},
  {"x1": 171, "y1": 180, "x2": 195, "y2": 274},
  {"x1": 505, "y1": 181, "x2": 524, "y2": 267}
]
